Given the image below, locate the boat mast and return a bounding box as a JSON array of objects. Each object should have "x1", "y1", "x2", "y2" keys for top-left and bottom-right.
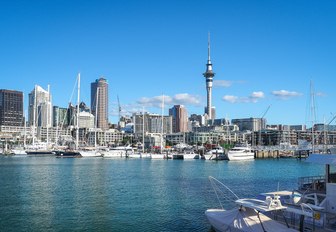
[
  {"x1": 161, "y1": 95, "x2": 164, "y2": 153},
  {"x1": 24, "y1": 110, "x2": 27, "y2": 149},
  {"x1": 142, "y1": 107, "x2": 145, "y2": 153},
  {"x1": 95, "y1": 87, "x2": 99, "y2": 148},
  {"x1": 310, "y1": 81, "x2": 316, "y2": 153},
  {"x1": 76, "y1": 73, "x2": 80, "y2": 150},
  {"x1": 55, "y1": 108, "x2": 58, "y2": 146},
  {"x1": 32, "y1": 85, "x2": 37, "y2": 146},
  {"x1": 47, "y1": 84, "x2": 50, "y2": 147}
]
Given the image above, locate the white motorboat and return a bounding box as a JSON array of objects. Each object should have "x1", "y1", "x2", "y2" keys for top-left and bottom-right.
[
  {"x1": 206, "y1": 203, "x2": 297, "y2": 232},
  {"x1": 12, "y1": 148, "x2": 27, "y2": 155},
  {"x1": 227, "y1": 144, "x2": 254, "y2": 161},
  {"x1": 79, "y1": 148, "x2": 102, "y2": 157},
  {"x1": 150, "y1": 153, "x2": 164, "y2": 159},
  {"x1": 203, "y1": 146, "x2": 226, "y2": 160},
  {"x1": 182, "y1": 151, "x2": 199, "y2": 159},
  {"x1": 102, "y1": 146, "x2": 134, "y2": 158},
  {"x1": 205, "y1": 176, "x2": 297, "y2": 232}
]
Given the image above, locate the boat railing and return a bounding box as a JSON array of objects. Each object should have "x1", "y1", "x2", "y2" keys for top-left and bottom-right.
[
  {"x1": 298, "y1": 175, "x2": 325, "y2": 192},
  {"x1": 208, "y1": 176, "x2": 239, "y2": 210}
]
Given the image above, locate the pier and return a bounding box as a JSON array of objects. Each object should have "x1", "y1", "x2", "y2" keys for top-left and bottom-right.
[{"x1": 254, "y1": 149, "x2": 310, "y2": 159}]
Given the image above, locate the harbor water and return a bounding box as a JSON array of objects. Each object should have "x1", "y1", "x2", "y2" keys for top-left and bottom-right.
[{"x1": 0, "y1": 157, "x2": 324, "y2": 231}]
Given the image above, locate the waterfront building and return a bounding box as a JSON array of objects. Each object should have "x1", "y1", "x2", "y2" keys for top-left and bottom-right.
[
  {"x1": 91, "y1": 78, "x2": 109, "y2": 130},
  {"x1": 87, "y1": 128, "x2": 123, "y2": 146},
  {"x1": 314, "y1": 123, "x2": 336, "y2": 132},
  {"x1": 203, "y1": 33, "x2": 215, "y2": 120},
  {"x1": 169, "y1": 105, "x2": 188, "y2": 133},
  {"x1": 232, "y1": 118, "x2": 266, "y2": 132},
  {"x1": 213, "y1": 118, "x2": 230, "y2": 126},
  {"x1": 53, "y1": 106, "x2": 68, "y2": 127},
  {"x1": 290, "y1": 124, "x2": 306, "y2": 131},
  {"x1": 0, "y1": 89, "x2": 24, "y2": 127},
  {"x1": 28, "y1": 85, "x2": 52, "y2": 127},
  {"x1": 38, "y1": 127, "x2": 72, "y2": 144},
  {"x1": 133, "y1": 112, "x2": 172, "y2": 139},
  {"x1": 75, "y1": 111, "x2": 95, "y2": 129},
  {"x1": 189, "y1": 114, "x2": 206, "y2": 126}
]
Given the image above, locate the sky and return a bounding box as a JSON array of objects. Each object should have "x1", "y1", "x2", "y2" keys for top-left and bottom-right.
[{"x1": 1, "y1": 0, "x2": 336, "y2": 126}]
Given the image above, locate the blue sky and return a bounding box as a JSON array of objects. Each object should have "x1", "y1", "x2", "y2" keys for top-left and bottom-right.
[{"x1": 1, "y1": 0, "x2": 336, "y2": 126}]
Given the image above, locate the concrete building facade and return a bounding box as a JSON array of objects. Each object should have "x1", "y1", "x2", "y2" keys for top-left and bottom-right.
[{"x1": 0, "y1": 89, "x2": 24, "y2": 127}]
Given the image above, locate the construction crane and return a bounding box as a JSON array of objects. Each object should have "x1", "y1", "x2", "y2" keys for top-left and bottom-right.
[{"x1": 258, "y1": 105, "x2": 271, "y2": 146}]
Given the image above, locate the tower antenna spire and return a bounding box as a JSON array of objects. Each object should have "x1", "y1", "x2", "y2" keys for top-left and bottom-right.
[{"x1": 208, "y1": 32, "x2": 211, "y2": 63}]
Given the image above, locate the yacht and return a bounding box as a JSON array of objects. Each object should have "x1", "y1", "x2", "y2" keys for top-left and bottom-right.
[
  {"x1": 55, "y1": 150, "x2": 82, "y2": 158},
  {"x1": 150, "y1": 153, "x2": 164, "y2": 159},
  {"x1": 102, "y1": 146, "x2": 134, "y2": 158},
  {"x1": 205, "y1": 155, "x2": 336, "y2": 231},
  {"x1": 12, "y1": 147, "x2": 27, "y2": 155},
  {"x1": 203, "y1": 146, "x2": 226, "y2": 160},
  {"x1": 173, "y1": 150, "x2": 199, "y2": 159},
  {"x1": 79, "y1": 148, "x2": 102, "y2": 157},
  {"x1": 227, "y1": 144, "x2": 254, "y2": 161},
  {"x1": 206, "y1": 197, "x2": 297, "y2": 232}
]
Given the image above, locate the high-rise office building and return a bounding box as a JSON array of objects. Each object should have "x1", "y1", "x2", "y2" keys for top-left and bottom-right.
[
  {"x1": 53, "y1": 106, "x2": 68, "y2": 127},
  {"x1": 0, "y1": 89, "x2": 24, "y2": 126},
  {"x1": 28, "y1": 85, "x2": 52, "y2": 127},
  {"x1": 169, "y1": 105, "x2": 188, "y2": 133},
  {"x1": 203, "y1": 33, "x2": 216, "y2": 120},
  {"x1": 91, "y1": 78, "x2": 109, "y2": 130}
]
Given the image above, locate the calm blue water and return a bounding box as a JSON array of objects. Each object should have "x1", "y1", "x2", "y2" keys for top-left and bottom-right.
[{"x1": 0, "y1": 157, "x2": 324, "y2": 232}]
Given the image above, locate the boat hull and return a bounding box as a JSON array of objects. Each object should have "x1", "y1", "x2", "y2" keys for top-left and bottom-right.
[
  {"x1": 55, "y1": 151, "x2": 82, "y2": 158},
  {"x1": 26, "y1": 150, "x2": 55, "y2": 156},
  {"x1": 227, "y1": 152, "x2": 255, "y2": 161}
]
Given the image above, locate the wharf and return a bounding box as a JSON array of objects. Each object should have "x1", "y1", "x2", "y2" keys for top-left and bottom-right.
[{"x1": 254, "y1": 149, "x2": 310, "y2": 159}]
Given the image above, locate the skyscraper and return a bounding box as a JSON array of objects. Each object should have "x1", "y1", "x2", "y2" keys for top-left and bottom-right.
[
  {"x1": 203, "y1": 33, "x2": 215, "y2": 120},
  {"x1": 28, "y1": 85, "x2": 52, "y2": 127},
  {"x1": 53, "y1": 106, "x2": 68, "y2": 127},
  {"x1": 0, "y1": 89, "x2": 24, "y2": 127},
  {"x1": 91, "y1": 78, "x2": 109, "y2": 130},
  {"x1": 169, "y1": 105, "x2": 188, "y2": 133}
]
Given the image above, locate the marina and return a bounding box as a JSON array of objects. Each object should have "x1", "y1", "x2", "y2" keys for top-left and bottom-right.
[
  {"x1": 0, "y1": 156, "x2": 330, "y2": 231},
  {"x1": 1, "y1": 1, "x2": 336, "y2": 232}
]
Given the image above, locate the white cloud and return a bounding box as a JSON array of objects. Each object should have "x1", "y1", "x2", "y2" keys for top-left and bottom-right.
[
  {"x1": 271, "y1": 90, "x2": 302, "y2": 100},
  {"x1": 136, "y1": 93, "x2": 201, "y2": 108},
  {"x1": 213, "y1": 80, "x2": 247, "y2": 88},
  {"x1": 213, "y1": 80, "x2": 232, "y2": 87},
  {"x1": 222, "y1": 95, "x2": 239, "y2": 103},
  {"x1": 251, "y1": 91, "x2": 264, "y2": 99},
  {"x1": 222, "y1": 91, "x2": 265, "y2": 103},
  {"x1": 316, "y1": 92, "x2": 326, "y2": 97}
]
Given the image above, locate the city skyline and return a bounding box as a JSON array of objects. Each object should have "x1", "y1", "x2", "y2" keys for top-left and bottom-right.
[{"x1": 1, "y1": 1, "x2": 336, "y2": 126}]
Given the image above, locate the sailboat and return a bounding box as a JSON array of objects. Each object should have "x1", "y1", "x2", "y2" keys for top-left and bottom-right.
[
  {"x1": 26, "y1": 85, "x2": 55, "y2": 156},
  {"x1": 150, "y1": 95, "x2": 167, "y2": 159},
  {"x1": 56, "y1": 74, "x2": 82, "y2": 158},
  {"x1": 80, "y1": 86, "x2": 101, "y2": 157}
]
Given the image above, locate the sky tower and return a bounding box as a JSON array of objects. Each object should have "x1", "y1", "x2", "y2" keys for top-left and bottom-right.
[{"x1": 203, "y1": 33, "x2": 215, "y2": 119}]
